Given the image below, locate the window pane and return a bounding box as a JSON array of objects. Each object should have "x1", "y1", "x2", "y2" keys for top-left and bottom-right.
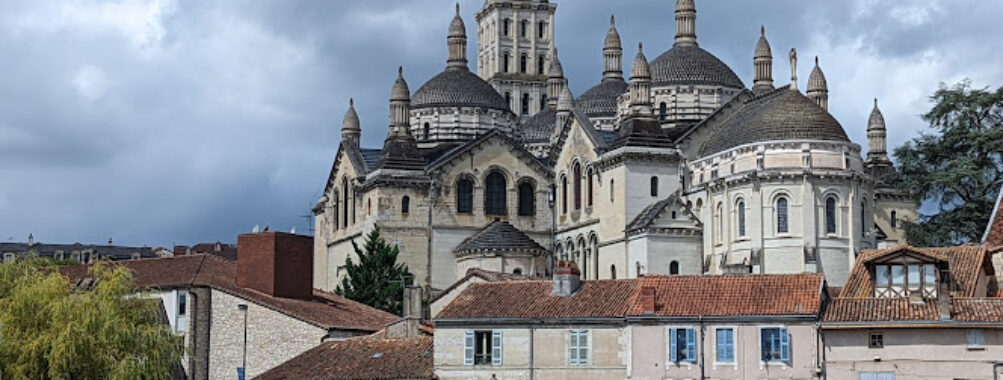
[
  {"x1": 891, "y1": 265, "x2": 905, "y2": 286},
  {"x1": 875, "y1": 265, "x2": 889, "y2": 284},
  {"x1": 776, "y1": 198, "x2": 789, "y2": 233},
  {"x1": 924, "y1": 264, "x2": 936, "y2": 284},
  {"x1": 907, "y1": 265, "x2": 920, "y2": 290}
]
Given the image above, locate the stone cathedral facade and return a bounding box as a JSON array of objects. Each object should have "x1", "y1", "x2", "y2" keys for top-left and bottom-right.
[{"x1": 313, "y1": 0, "x2": 916, "y2": 293}]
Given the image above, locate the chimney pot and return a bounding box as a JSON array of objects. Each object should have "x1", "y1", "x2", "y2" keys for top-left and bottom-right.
[
  {"x1": 641, "y1": 286, "x2": 656, "y2": 314},
  {"x1": 551, "y1": 261, "x2": 582, "y2": 297}
]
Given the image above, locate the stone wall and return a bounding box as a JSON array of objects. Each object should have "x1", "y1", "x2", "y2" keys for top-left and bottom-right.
[
  {"x1": 206, "y1": 289, "x2": 330, "y2": 379},
  {"x1": 824, "y1": 328, "x2": 1003, "y2": 379}
]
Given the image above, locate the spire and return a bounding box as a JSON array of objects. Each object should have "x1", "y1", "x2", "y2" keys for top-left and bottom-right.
[
  {"x1": 557, "y1": 85, "x2": 574, "y2": 112},
  {"x1": 447, "y1": 2, "x2": 468, "y2": 69},
  {"x1": 753, "y1": 25, "x2": 774, "y2": 94},
  {"x1": 547, "y1": 48, "x2": 566, "y2": 109},
  {"x1": 341, "y1": 98, "x2": 361, "y2": 145},
  {"x1": 389, "y1": 67, "x2": 411, "y2": 136},
  {"x1": 788, "y1": 48, "x2": 798, "y2": 91},
  {"x1": 378, "y1": 67, "x2": 424, "y2": 171},
  {"x1": 807, "y1": 56, "x2": 829, "y2": 110},
  {"x1": 603, "y1": 14, "x2": 623, "y2": 80},
  {"x1": 866, "y1": 98, "x2": 890, "y2": 166},
  {"x1": 674, "y1": 0, "x2": 697, "y2": 47},
  {"x1": 629, "y1": 43, "x2": 653, "y2": 116}
]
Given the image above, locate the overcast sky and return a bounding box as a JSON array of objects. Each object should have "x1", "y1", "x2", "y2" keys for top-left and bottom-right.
[{"x1": 0, "y1": 0, "x2": 999, "y2": 247}]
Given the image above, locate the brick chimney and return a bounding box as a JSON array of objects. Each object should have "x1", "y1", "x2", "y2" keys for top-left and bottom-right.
[
  {"x1": 937, "y1": 281, "x2": 952, "y2": 320},
  {"x1": 237, "y1": 232, "x2": 314, "y2": 300},
  {"x1": 551, "y1": 261, "x2": 582, "y2": 296},
  {"x1": 640, "y1": 286, "x2": 656, "y2": 315}
]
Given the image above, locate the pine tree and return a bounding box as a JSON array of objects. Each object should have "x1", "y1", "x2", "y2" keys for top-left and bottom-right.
[
  {"x1": 0, "y1": 258, "x2": 183, "y2": 379},
  {"x1": 335, "y1": 227, "x2": 414, "y2": 315},
  {"x1": 894, "y1": 80, "x2": 1003, "y2": 246}
]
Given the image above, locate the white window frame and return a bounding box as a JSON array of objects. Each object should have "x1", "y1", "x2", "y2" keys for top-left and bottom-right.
[
  {"x1": 175, "y1": 290, "x2": 188, "y2": 334},
  {"x1": 464, "y1": 330, "x2": 503, "y2": 366},
  {"x1": 666, "y1": 325, "x2": 698, "y2": 367},
  {"x1": 568, "y1": 329, "x2": 591, "y2": 365},
  {"x1": 758, "y1": 325, "x2": 790, "y2": 368},
  {"x1": 713, "y1": 326, "x2": 738, "y2": 369},
  {"x1": 967, "y1": 329, "x2": 985, "y2": 350}
]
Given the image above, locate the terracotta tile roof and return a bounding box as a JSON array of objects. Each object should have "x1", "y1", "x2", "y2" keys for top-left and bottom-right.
[
  {"x1": 631, "y1": 274, "x2": 824, "y2": 317},
  {"x1": 984, "y1": 187, "x2": 1003, "y2": 248},
  {"x1": 823, "y1": 297, "x2": 1003, "y2": 323},
  {"x1": 436, "y1": 274, "x2": 823, "y2": 320},
  {"x1": 255, "y1": 336, "x2": 433, "y2": 380},
  {"x1": 839, "y1": 245, "x2": 988, "y2": 299},
  {"x1": 429, "y1": 268, "x2": 542, "y2": 305},
  {"x1": 58, "y1": 255, "x2": 398, "y2": 332}
]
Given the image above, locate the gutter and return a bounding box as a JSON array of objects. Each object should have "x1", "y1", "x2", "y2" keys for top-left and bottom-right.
[
  {"x1": 698, "y1": 316, "x2": 706, "y2": 380},
  {"x1": 433, "y1": 317, "x2": 627, "y2": 327},
  {"x1": 994, "y1": 361, "x2": 1002, "y2": 380},
  {"x1": 821, "y1": 320, "x2": 1003, "y2": 329}
]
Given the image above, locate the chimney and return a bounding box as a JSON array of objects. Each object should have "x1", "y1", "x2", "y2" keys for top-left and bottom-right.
[
  {"x1": 401, "y1": 286, "x2": 424, "y2": 337},
  {"x1": 174, "y1": 245, "x2": 188, "y2": 256},
  {"x1": 28, "y1": 233, "x2": 34, "y2": 247},
  {"x1": 640, "y1": 286, "x2": 656, "y2": 315},
  {"x1": 551, "y1": 261, "x2": 582, "y2": 297},
  {"x1": 237, "y1": 232, "x2": 314, "y2": 300},
  {"x1": 937, "y1": 281, "x2": 951, "y2": 320}
]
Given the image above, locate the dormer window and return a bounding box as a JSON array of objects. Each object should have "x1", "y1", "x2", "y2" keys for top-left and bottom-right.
[{"x1": 874, "y1": 263, "x2": 938, "y2": 298}]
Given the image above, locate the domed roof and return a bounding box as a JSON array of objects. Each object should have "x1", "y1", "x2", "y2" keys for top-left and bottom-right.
[
  {"x1": 699, "y1": 88, "x2": 850, "y2": 156},
  {"x1": 868, "y1": 98, "x2": 885, "y2": 132},
  {"x1": 411, "y1": 67, "x2": 510, "y2": 111},
  {"x1": 521, "y1": 108, "x2": 557, "y2": 143},
  {"x1": 342, "y1": 98, "x2": 360, "y2": 133},
  {"x1": 391, "y1": 67, "x2": 410, "y2": 101},
  {"x1": 755, "y1": 26, "x2": 771, "y2": 58},
  {"x1": 604, "y1": 15, "x2": 621, "y2": 50},
  {"x1": 807, "y1": 57, "x2": 827, "y2": 92},
  {"x1": 453, "y1": 220, "x2": 547, "y2": 257},
  {"x1": 576, "y1": 78, "x2": 627, "y2": 118},
  {"x1": 650, "y1": 45, "x2": 744, "y2": 88},
  {"x1": 448, "y1": 3, "x2": 465, "y2": 38},
  {"x1": 631, "y1": 43, "x2": 651, "y2": 79}
]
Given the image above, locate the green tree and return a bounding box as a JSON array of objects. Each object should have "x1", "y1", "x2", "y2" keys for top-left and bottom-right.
[
  {"x1": 335, "y1": 228, "x2": 413, "y2": 315},
  {"x1": 0, "y1": 258, "x2": 183, "y2": 380},
  {"x1": 894, "y1": 80, "x2": 1003, "y2": 246}
]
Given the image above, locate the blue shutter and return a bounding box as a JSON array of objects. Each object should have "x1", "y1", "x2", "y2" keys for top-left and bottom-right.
[
  {"x1": 685, "y1": 328, "x2": 696, "y2": 362},
  {"x1": 491, "y1": 330, "x2": 503, "y2": 366},
  {"x1": 463, "y1": 331, "x2": 474, "y2": 365},
  {"x1": 780, "y1": 328, "x2": 790, "y2": 362},
  {"x1": 669, "y1": 328, "x2": 677, "y2": 363},
  {"x1": 717, "y1": 328, "x2": 734, "y2": 362}
]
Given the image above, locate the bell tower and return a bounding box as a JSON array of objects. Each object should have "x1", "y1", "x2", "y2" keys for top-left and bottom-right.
[{"x1": 476, "y1": 0, "x2": 557, "y2": 118}]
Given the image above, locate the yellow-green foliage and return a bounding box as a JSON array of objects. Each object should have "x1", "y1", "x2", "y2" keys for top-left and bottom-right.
[{"x1": 0, "y1": 259, "x2": 183, "y2": 380}]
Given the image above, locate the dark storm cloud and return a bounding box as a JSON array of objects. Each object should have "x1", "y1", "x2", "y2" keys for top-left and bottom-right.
[{"x1": 0, "y1": 0, "x2": 999, "y2": 247}]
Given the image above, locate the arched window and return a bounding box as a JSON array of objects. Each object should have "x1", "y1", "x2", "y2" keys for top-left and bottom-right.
[
  {"x1": 521, "y1": 93, "x2": 530, "y2": 115},
  {"x1": 518, "y1": 181, "x2": 535, "y2": 216},
  {"x1": 503, "y1": 18, "x2": 511, "y2": 36},
  {"x1": 825, "y1": 197, "x2": 837, "y2": 234},
  {"x1": 610, "y1": 179, "x2": 615, "y2": 202},
  {"x1": 341, "y1": 179, "x2": 349, "y2": 229},
  {"x1": 538, "y1": 54, "x2": 545, "y2": 74},
  {"x1": 367, "y1": 198, "x2": 371, "y2": 216},
  {"x1": 650, "y1": 176, "x2": 658, "y2": 197},
  {"x1": 610, "y1": 265, "x2": 616, "y2": 279},
  {"x1": 573, "y1": 163, "x2": 582, "y2": 210},
  {"x1": 423, "y1": 122, "x2": 430, "y2": 140},
  {"x1": 715, "y1": 203, "x2": 723, "y2": 243},
  {"x1": 401, "y1": 196, "x2": 410, "y2": 214},
  {"x1": 520, "y1": 54, "x2": 527, "y2": 74},
  {"x1": 891, "y1": 210, "x2": 898, "y2": 228},
  {"x1": 485, "y1": 171, "x2": 507, "y2": 215},
  {"x1": 737, "y1": 200, "x2": 746, "y2": 237},
  {"x1": 860, "y1": 200, "x2": 867, "y2": 237},
  {"x1": 513, "y1": 268, "x2": 523, "y2": 275},
  {"x1": 561, "y1": 175, "x2": 568, "y2": 214},
  {"x1": 586, "y1": 169, "x2": 594, "y2": 207},
  {"x1": 456, "y1": 179, "x2": 473, "y2": 214},
  {"x1": 659, "y1": 102, "x2": 667, "y2": 121},
  {"x1": 776, "y1": 197, "x2": 789, "y2": 234},
  {"x1": 670, "y1": 261, "x2": 679, "y2": 275},
  {"x1": 537, "y1": 21, "x2": 545, "y2": 39},
  {"x1": 520, "y1": 20, "x2": 528, "y2": 37},
  {"x1": 503, "y1": 52, "x2": 510, "y2": 73},
  {"x1": 505, "y1": 91, "x2": 512, "y2": 108},
  {"x1": 540, "y1": 94, "x2": 547, "y2": 110}
]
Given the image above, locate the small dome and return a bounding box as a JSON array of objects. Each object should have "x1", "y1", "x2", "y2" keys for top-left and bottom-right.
[
  {"x1": 342, "y1": 98, "x2": 360, "y2": 133},
  {"x1": 453, "y1": 220, "x2": 548, "y2": 258},
  {"x1": 807, "y1": 57, "x2": 827, "y2": 92},
  {"x1": 557, "y1": 86, "x2": 574, "y2": 112},
  {"x1": 699, "y1": 88, "x2": 850, "y2": 156},
  {"x1": 650, "y1": 45, "x2": 744, "y2": 88},
  {"x1": 604, "y1": 15, "x2": 621, "y2": 50},
  {"x1": 868, "y1": 98, "x2": 885, "y2": 132},
  {"x1": 630, "y1": 43, "x2": 650, "y2": 79},
  {"x1": 576, "y1": 78, "x2": 628, "y2": 118},
  {"x1": 755, "y1": 26, "x2": 771, "y2": 58},
  {"x1": 411, "y1": 68, "x2": 509, "y2": 111},
  {"x1": 391, "y1": 67, "x2": 410, "y2": 102},
  {"x1": 448, "y1": 3, "x2": 465, "y2": 38}
]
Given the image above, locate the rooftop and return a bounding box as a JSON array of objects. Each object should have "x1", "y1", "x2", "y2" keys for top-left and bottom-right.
[{"x1": 256, "y1": 335, "x2": 433, "y2": 380}]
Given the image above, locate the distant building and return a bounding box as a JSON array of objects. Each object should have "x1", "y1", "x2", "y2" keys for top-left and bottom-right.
[
  {"x1": 172, "y1": 241, "x2": 238, "y2": 260},
  {"x1": 60, "y1": 232, "x2": 398, "y2": 380},
  {"x1": 0, "y1": 234, "x2": 156, "y2": 263}
]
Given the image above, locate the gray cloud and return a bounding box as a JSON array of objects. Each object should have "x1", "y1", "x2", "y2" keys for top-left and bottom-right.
[{"x1": 0, "y1": 0, "x2": 999, "y2": 247}]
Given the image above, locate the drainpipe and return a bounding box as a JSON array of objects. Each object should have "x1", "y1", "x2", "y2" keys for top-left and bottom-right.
[
  {"x1": 529, "y1": 327, "x2": 535, "y2": 380},
  {"x1": 818, "y1": 323, "x2": 826, "y2": 380},
  {"x1": 549, "y1": 187, "x2": 556, "y2": 273},
  {"x1": 426, "y1": 179, "x2": 439, "y2": 290},
  {"x1": 699, "y1": 316, "x2": 706, "y2": 380},
  {"x1": 994, "y1": 361, "x2": 1002, "y2": 380}
]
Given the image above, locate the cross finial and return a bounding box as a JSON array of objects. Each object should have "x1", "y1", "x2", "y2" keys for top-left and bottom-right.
[
  {"x1": 455, "y1": 2, "x2": 460, "y2": 15},
  {"x1": 610, "y1": 14, "x2": 615, "y2": 26},
  {"x1": 761, "y1": 25, "x2": 765, "y2": 36},
  {"x1": 638, "y1": 42, "x2": 643, "y2": 52},
  {"x1": 349, "y1": 98, "x2": 354, "y2": 107}
]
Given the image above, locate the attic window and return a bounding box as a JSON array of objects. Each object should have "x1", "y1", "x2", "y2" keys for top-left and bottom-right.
[{"x1": 874, "y1": 263, "x2": 937, "y2": 298}]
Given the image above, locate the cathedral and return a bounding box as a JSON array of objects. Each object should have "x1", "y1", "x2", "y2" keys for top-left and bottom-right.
[{"x1": 313, "y1": 0, "x2": 916, "y2": 293}]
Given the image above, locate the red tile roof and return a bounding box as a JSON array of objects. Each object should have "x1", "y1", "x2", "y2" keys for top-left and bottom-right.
[
  {"x1": 839, "y1": 246, "x2": 989, "y2": 299},
  {"x1": 430, "y1": 267, "x2": 541, "y2": 304},
  {"x1": 255, "y1": 336, "x2": 433, "y2": 380},
  {"x1": 436, "y1": 274, "x2": 824, "y2": 320},
  {"x1": 985, "y1": 188, "x2": 1003, "y2": 248},
  {"x1": 58, "y1": 255, "x2": 398, "y2": 332}
]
